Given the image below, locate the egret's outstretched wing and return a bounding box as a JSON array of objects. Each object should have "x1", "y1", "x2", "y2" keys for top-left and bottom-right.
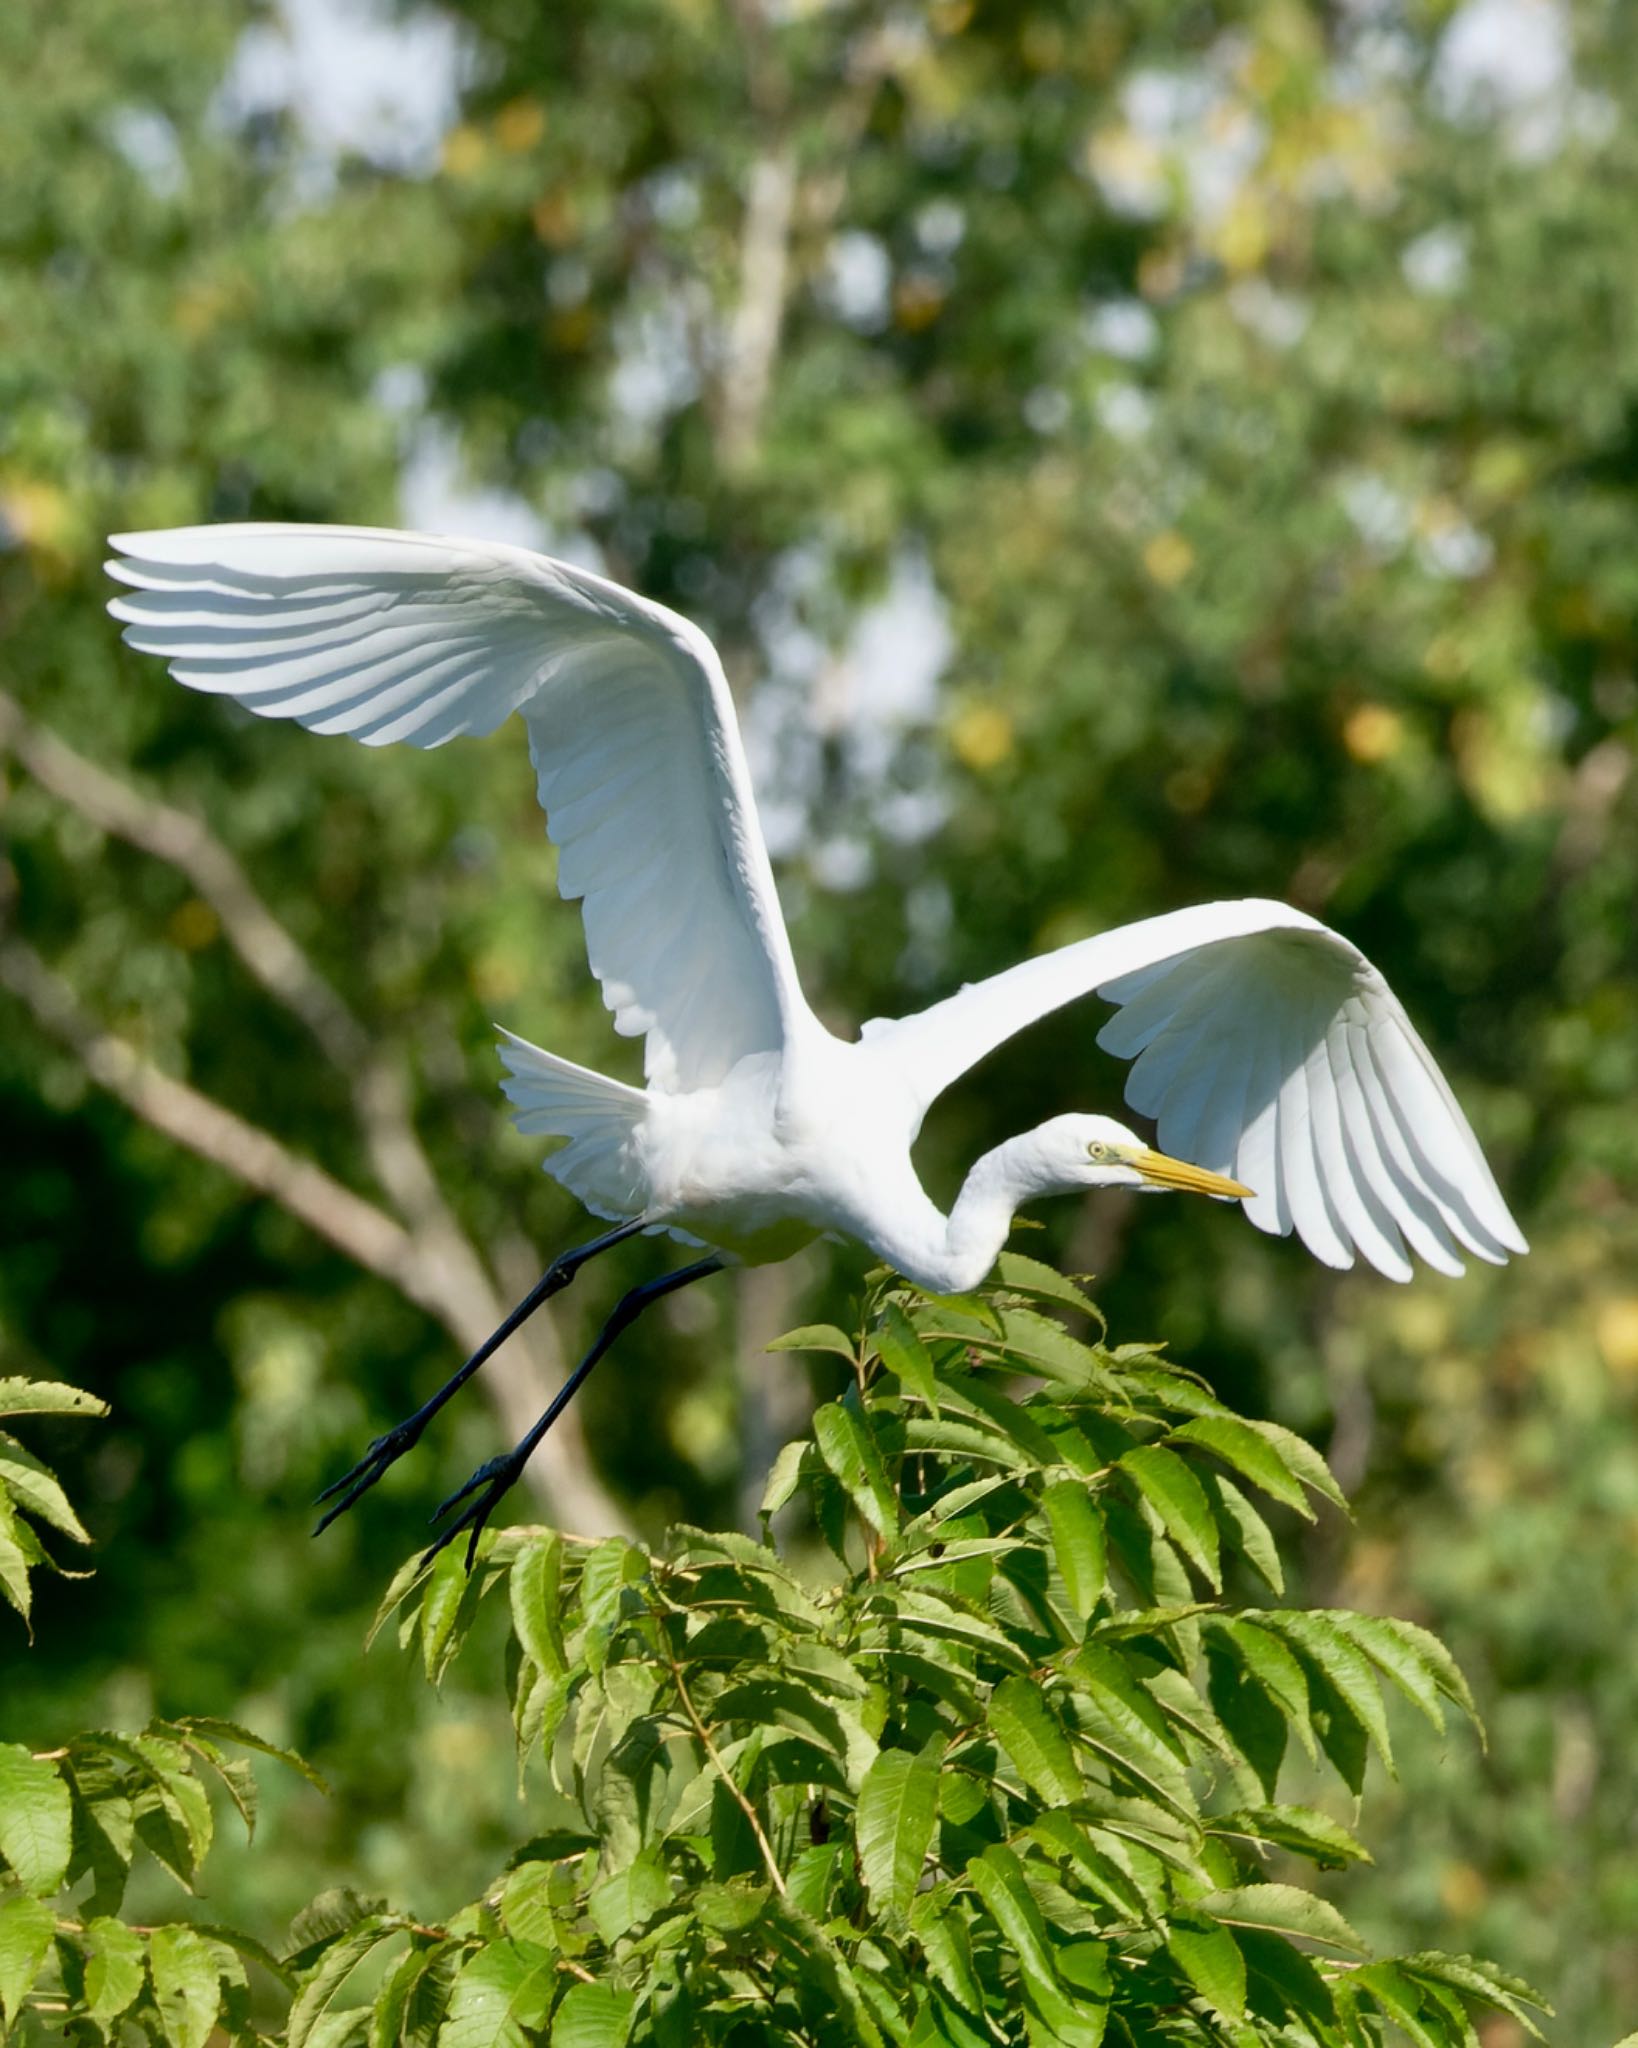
[
  {"x1": 107, "y1": 524, "x2": 808, "y2": 1091},
  {"x1": 870, "y1": 898, "x2": 1525, "y2": 1280}
]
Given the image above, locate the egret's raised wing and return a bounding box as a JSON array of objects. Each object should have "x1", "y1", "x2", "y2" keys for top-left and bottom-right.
[
  {"x1": 107, "y1": 524, "x2": 808, "y2": 1091},
  {"x1": 870, "y1": 898, "x2": 1525, "y2": 1280}
]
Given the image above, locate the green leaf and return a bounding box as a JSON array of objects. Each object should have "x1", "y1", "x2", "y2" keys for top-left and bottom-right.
[
  {"x1": 1041, "y1": 1480, "x2": 1107, "y2": 1623},
  {"x1": 508, "y1": 1533, "x2": 567, "y2": 1679},
  {"x1": 587, "y1": 1848, "x2": 671, "y2": 1944},
  {"x1": 994, "y1": 1252, "x2": 1101, "y2": 1321},
  {"x1": 0, "y1": 1432, "x2": 91, "y2": 1543},
  {"x1": 419, "y1": 1546, "x2": 473, "y2": 1685},
  {"x1": 82, "y1": 1915, "x2": 146, "y2": 2025},
  {"x1": 1167, "y1": 1910, "x2": 1247, "y2": 2024},
  {"x1": 0, "y1": 1890, "x2": 54, "y2": 2025},
  {"x1": 812, "y1": 1401, "x2": 899, "y2": 1538},
  {"x1": 551, "y1": 1980, "x2": 636, "y2": 2048},
  {"x1": 149, "y1": 1923, "x2": 224, "y2": 2048},
  {"x1": 1401, "y1": 1953, "x2": 1550, "y2": 2039},
  {"x1": 1167, "y1": 1417, "x2": 1314, "y2": 1516},
  {"x1": 1118, "y1": 1445, "x2": 1221, "y2": 1591},
  {"x1": 856, "y1": 1741, "x2": 943, "y2": 1933},
  {"x1": 437, "y1": 1939, "x2": 556, "y2": 2048},
  {"x1": 1196, "y1": 1883, "x2": 1368, "y2": 1955},
  {"x1": 910, "y1": 1884, "x2": 988, "y2": 2020},
  {"x1": 0, "y1": 1742, "x2": 72, "y2": 1893},
  {"x1": 1353, "y1": 1961, "x2": 1448, "y2": 2048},
  {"x1": 1266, "y1": 1613, "x2": 1393, "y2": 1775},
  {"x1": 990, "y1": 1675, "x2": 1082, "y2": 1807},
  {"x1": 0, "y1": 1496, "x2": 33, "y2": 1628},
  {"x1": 766, "y1": 1323, "x2": 857, "y2": 1360},
  {"x1": 966, "y1": 1846, "x2": 1104, "y2": 2046},
  {"x1": 759, "y1": 1438, "x2": 808, "y2": 1519},
  {"x1": 0, "y1": 1379, "x2": 107, "y2": 1420},
  {"x1": 1209, "y1": 1803, "x2": 1370, "y2": 1869},
  {"x1": 1196, "y1": 1471, "x2": 1283, "y2": 1595},
  {"x1": 288, "y1": 1915, "x2": 405, "y2": 2047},
  {"x1": 1331, "y1": 1612, "x2": 1483, "y2": 1738},
  {"x1": 875, "y1": 1300, "x2": 941, "y2": 1412},
  {"x1": 1238, "y1": 1421, "x2": 1348, "y2": 1515}
]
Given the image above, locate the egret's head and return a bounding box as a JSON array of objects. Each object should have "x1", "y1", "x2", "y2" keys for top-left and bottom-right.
[{"x1": 1033, "y1": 1114, "x2": 1253, "y2": 1203}]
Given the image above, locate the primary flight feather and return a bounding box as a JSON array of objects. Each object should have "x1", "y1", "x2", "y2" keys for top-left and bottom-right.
[{"x1": 107, "y1": 523, "x2": 1525, "y2": 1558}]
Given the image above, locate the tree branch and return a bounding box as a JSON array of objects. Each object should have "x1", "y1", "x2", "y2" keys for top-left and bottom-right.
[{"x1": 0, "y1": 700, "x2": 633, "y2": 1534}]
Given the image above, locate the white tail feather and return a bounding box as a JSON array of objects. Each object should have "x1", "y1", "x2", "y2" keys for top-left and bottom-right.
[{"x1": 496, "y1": 1029, "x2": 650, "y2": 1221}]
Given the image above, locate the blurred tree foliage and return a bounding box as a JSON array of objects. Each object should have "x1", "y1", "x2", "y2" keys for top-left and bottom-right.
[{"x1": 1, "y1": 0, "x2": 1635, "y2": 2037}]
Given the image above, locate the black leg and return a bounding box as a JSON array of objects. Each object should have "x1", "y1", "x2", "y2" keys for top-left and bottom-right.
[
  {"x1": 312, "y1": 1218, "x2": 647, "y2": 1537},
  {"x1": 425, "y1": 1254, "x2": 726, "y2": 1570}
]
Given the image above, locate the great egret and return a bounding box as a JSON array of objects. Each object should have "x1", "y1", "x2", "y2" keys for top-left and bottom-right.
[{"x1": 107, "y1": 525, "x2": 1525, "y2": 1559}]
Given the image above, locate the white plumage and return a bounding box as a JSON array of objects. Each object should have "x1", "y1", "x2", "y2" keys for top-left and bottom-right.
[{"x1": 108, "y1": 521, "x2": 1526, "y2": 1293}]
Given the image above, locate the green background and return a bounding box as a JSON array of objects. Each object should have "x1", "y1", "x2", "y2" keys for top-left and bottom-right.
[{"x1": 2, "y1": 0, "x2": 1634, "y2": 2037}]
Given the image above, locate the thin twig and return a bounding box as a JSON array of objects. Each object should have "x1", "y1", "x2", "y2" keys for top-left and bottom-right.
[
  {"x1": 668, "y1": 1651, "x2": 788, "y2": 1898},
  {"x1": 0, "y1": 699, "x2": 634, "y2": 1532}
]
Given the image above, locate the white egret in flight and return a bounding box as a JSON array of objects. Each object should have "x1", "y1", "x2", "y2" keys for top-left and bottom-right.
[{"x1": 107, "y1": 525, "x2": 1525, "y2": 1559}]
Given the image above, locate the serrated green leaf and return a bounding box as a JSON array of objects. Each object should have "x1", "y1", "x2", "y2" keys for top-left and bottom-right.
[
  {"x1": 966, "y1": 1845, "x2": 1104, "y2": 2045},
  {"x1": 149, "y1": 1923, "x2": 224, "y2": 2048},
  {"x1": 177, "y1": 1713, "x2": 326, "y2": 1789},
  {"x1": 288, "y1": 1915, "x2": 405, "y2": 2046},
  {"x1": 1265, "y1": 1613, "x2": 1393, "y2": 1776},
  {"x1": 587, "y1": 1848, "x2": 671, "y2": 1944},
  {"x1": 1167, "y1": 1417, "x2": 1313, "y2": 1517},
  {"x1": 812, "y1": 1401, "x2": 899, "y2": 1538},
  {"x1": 758, "y1": 1438, "x2": 808, "y2": 1519},
  {"x1": 0, "y1": 1496, "x2": 33, "y2": 1628},
  {"x1": 1167, "y1": 1910, "x2": 1247, "y2": 2024},
  {"x1": 1354, "y1": 1961, "x2": 1447, "y2": 2048},
  {"x1": 910, "y1": 1883, "x2": 988, "y2": 2020},
  {"x1": 766, "y1": 1323, "x2": 856, "y2": 1360},
  {"x1": 0, "y1": 1378, "x2": 107, "y2": 1419},
  {"x1": 1041, "y1": 1480, "x2": 1107, "y2": 1623},
  {"x1": 507, "y1": 1533, "x2": 567, "y2": 1679},
  {"x1": 1119, "y1": 1445, "x2": 1221, "y2": 1591},
  {"x1": 1334, "y1": 1613, "x2": 1483, "y2": 1738},
  {"x1": 552, "y1": 1979, "x2": 636, "y2": 2048},
  {"x1": 82, "y1": 1915, "x2": 146, "y2": 2024},
  {"x1": 1240, "y1": 1420, "x2": 1348, "y2": 1514},
  {"x1": 1401, "y1": 1953, "x2": 1550, "y2": 2039},
  {"x1": 0, "y1": 1890, "x2": 54, "y2": 2024},
  {"x1": 1196, "y1": 1883, "x2": 1368, "y2": 1955},
  {"x1": 875, "y1": 1300, "x2": 941, "y2": 1412},
  {"x1": 990, "y1": 1675, "x2": 1082, "y2": 1806},
  {"x1": 1196, "y1": 1470, "x2": 1283, "y2": 1595},
  {"x1": 856, "y1": 1741, "x2": 943, "y2": 1932},
  {"x1": 437, "y1": 1939, "x2": 556, "y2": 2048},
  {"x1": 0, "y1": 1433, "x2": 91, "y2": 1543},
  {"x1": 0, "y1": 1742, "x2": 72, "y2": 1894},
  {"x1": 419, "y1": 1546, "x2": 472, "y2": 1685},
  {"x1": 994, "y1": 1252, "x2": 1101, "y2": 1321},
  {"x1": 1209, "y1": 1803, "x2": 1370, "y2": 1869}
]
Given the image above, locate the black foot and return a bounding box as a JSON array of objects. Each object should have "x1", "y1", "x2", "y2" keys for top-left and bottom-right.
[
  {"x1": 312, "y1": 1418, "x2": 428, "y2": 1537},
  {"x1": 422, "y1": 1451, "x2": 529, "y2": 1572}
]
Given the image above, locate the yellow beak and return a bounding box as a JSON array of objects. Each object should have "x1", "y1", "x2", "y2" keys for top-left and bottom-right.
[{"x1": 1129, "y1": 1148, "x2": 1254, "y2": 1202}]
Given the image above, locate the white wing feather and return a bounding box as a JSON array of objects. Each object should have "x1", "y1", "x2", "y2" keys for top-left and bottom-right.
[
  {"x1": 107, "y1": 523, "x2": 809, "y2": 1091},
  {"x1": 870, "y1": 898, "x2": 1525, "y2": 1280}
]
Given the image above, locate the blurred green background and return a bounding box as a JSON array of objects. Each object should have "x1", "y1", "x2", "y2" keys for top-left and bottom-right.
[{"x1": 2, "y1": 0, "x2": 1635, "y2": 2037}]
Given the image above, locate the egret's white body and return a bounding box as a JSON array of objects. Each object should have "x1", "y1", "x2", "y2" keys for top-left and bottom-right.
[
  {"x1": 107, "y1": 523, "x2": 1526, "y2": 1552},
  {"x1": 107, "y1": 522, "x2": 1527, "y2": 1294}
]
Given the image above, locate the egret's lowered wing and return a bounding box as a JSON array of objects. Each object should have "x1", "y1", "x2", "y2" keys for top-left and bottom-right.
[{"x1": 869, "y1": 899, "x2": 1525, "y2": 1280}]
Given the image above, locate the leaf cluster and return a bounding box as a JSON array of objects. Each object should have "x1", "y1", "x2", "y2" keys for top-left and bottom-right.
[
  {"x1": 0, "y1": 1278, "x2": 1550, "y2": 2044},
  {"x1": 315, "y1": 1261, "x2": 1545, "y2": 2048}
]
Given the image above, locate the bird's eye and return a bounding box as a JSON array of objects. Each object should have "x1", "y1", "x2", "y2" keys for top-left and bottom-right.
[{"x1": 1087, "y1": 1141, "x2": 1109, "y2": 1162}]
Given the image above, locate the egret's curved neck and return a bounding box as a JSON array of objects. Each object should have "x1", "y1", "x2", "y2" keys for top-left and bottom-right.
[{"x1": 879, "y1": 1134, "x2": 1049, "y2": 1297}]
